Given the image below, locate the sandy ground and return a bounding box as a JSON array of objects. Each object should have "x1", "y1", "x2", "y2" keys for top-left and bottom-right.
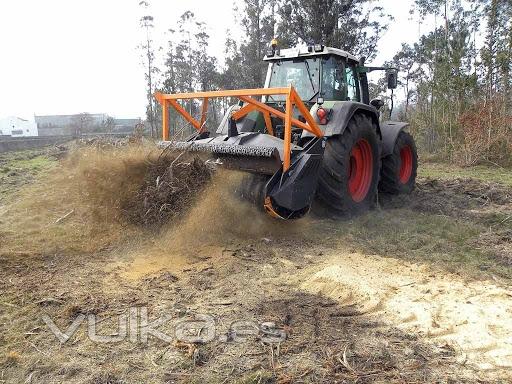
[
  {"x1": 301, "y1": 252, "x2": 512, "y2": 372},
  {"x1": 1, "y1": 146, "x2": 511, "y2": 383}
]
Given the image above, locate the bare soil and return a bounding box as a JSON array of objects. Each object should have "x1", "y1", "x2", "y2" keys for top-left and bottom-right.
[{"x1": 0, "y1": 145, "x2": 511, "y2": 384}]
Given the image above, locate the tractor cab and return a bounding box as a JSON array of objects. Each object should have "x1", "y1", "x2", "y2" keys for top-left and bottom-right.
[
  {"x1": 263, "y1": 43, "x2": 398, "y2": 112},
  {"x1": 263, "y1": 45, "x2": 362, "y2": 105}
]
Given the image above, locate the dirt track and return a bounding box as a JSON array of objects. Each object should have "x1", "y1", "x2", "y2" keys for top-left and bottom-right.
[{"x1": 1, "y1": 146, "x2": 511, "y2": 383}]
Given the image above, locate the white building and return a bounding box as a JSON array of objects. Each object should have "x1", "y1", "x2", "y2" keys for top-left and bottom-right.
[{"x1": 0, "y1": 116, "x2": 38, "y2": 137}]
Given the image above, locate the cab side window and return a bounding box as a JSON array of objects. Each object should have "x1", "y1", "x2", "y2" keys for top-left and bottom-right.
[
  {"x1": 345, "y1": 63, "x2": 359, "y2": 101},
  {"x1": 321, "y1": 57, "x2": 346, "y2": 101}
]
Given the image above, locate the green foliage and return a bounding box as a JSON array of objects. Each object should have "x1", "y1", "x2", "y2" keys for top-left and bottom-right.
[
  {"x1": 276, "y1": 0, "x2": 392, "y2": 61},
  {"x1": 141, "y1": 0, "x2": 511, "y2": 167},
  {"x1": 150, "y1": 0, "x2": 392, "y2": 137},
  {"x1": 392, "y1": 0, "x2": 512, "y2": 166},
  {"x1": 222, "y1": 0, "x2": 392, "y2": 88},
  {"x1": 160, "y1": 12, "x2": 222, "y2": 136}
]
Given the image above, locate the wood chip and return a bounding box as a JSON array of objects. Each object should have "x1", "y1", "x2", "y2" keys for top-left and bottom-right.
[{"x1": 55, "y1": 209, "x2": 75, "y2": 224}]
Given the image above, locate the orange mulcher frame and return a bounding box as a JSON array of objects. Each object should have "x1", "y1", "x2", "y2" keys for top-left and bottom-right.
[{"x1": 154, "y1": 86, "x2": 324, "y2": 171}]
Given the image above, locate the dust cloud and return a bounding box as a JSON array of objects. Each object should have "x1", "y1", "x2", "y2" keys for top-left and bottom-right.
[{"x1": 118, "y1": 170, "x2": 313, "y2": 278}]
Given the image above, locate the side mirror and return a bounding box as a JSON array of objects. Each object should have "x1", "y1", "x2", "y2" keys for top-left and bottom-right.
[
  {"x1": 370, "y1": 99, "x2": 385, "y2": 110},
  {"x1": 386, "y1": 69, "x2": 398, "y2": 89}
]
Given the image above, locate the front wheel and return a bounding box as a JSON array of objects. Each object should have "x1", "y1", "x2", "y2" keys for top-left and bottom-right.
[
  {"x1": 315, "y1": 113, "x2": 380, "y2": 216},
  {"x1": 379, "y1": 131, "x2": 418, "y2": 194}
]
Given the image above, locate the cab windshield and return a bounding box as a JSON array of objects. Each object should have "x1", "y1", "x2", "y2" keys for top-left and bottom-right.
[{"x1": 268, "y1": 58, "x2": 320, "y2": 101}]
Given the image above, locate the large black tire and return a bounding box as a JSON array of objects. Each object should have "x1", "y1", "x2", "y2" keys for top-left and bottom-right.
[
  {"x1": 379, "y1": 131, "x2": 418, "y2": 194},
  {"x1": 315, "y1": 113, "x2": 381, "y2": 216}
]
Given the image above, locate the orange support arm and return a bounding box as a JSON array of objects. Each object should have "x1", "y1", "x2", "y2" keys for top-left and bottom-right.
[
  {"x1": 162, "y1": 99, "x2": 169, "y2": 140},
  {"x1": 200, "y1": 97, "x2": 209, "y2": 130},
  {"x1": 284, "y1": 93, "x2": 293, "y2": 171},
  {"x1": 263, "y1": 111, "x2": 274, "y2": 136},
  {"x1": 232, "y1": 103, "x2": 257, "y2": 121},
  {"x1": 169, "y1": 100, "x2": 201, "y2": 130},
  {"x1": 290, "y1": 88, "x2": 324, "y2": 137},
  {"x1": 154, "y1": 87, "x2": 323, "y2": 171},
  {"x1": 238, "y1": 95, "x2": 312, "y2": 132},
  {"x1": 156, "y1": 88, "x2": 291, "y2": 100}
]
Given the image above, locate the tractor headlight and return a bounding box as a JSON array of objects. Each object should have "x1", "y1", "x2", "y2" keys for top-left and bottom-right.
[{"x1": 314, "y1": 44, "x2": 324, "y2": 52}]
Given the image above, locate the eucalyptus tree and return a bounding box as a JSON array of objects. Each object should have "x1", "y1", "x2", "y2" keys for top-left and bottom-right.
[
  {"x1": 138, "y1": 0, "x2": 159, "y2": 138},
  {"x1": 276, "y1": 0, "x2": 392, "y2": 61}
]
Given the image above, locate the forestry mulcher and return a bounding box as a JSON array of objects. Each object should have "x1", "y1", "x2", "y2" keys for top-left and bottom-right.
[{"x1": 155, "y1": 41, "x2": 418, "y2": 219}]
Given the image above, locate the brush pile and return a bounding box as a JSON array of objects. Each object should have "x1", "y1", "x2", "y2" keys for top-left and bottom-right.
[
  {"x1": 71, "y1": 143, "x2": 214, "y2": 230},
  {"x1": 122, "y1": 151, "x2": 213, "y2": 228}
]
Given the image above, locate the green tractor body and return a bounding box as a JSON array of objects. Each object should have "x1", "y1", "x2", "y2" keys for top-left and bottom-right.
[{"x1": 157, "y1": 44, "x2": 418, "y2": 219}]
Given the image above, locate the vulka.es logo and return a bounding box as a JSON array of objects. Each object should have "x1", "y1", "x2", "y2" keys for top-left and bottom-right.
[
  {"x1": 42, "y1": 307, "x2": 287, "y2": 345},
  {"x1": 42, "y1": 308, "x2": 215, "y2": 344}
]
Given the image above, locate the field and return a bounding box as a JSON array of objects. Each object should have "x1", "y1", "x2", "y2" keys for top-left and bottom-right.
[{"x1": 0, "y1": 144, "x2": 511, "y2": 383}]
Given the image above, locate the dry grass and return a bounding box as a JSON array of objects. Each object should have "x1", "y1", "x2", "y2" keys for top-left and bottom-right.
[
  {"x1": 0, "y1": 147, "x2": 60, "y2": 200},
  {"x1": 1, "y1": 146, "x2": 142, "y2": 256},
  {"x1": 2, "y1": 351, "x2": 22, "y2": 367},
  {"x1": 0, "y1": 143, "x2": 214, "y2": 257},
  {"x1": 1, "y1": 145, "x2": 511, "y2": 383},
  {"x1": 419, "y1": 161, "x2": 512, "y2": 187}
]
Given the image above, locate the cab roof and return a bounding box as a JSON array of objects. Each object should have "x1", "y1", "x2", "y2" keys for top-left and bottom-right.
[{"x1": 263, "y1": 46, "x2": 359, "y2": 63}]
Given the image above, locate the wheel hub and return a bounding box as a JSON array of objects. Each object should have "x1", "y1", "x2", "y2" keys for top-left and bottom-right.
[
  {"x1": 399, "y1": 145, "x2": 413, "y2": 184},
  {"x1": 348, "y1": 139, "x2": 373, "y2": 202}
]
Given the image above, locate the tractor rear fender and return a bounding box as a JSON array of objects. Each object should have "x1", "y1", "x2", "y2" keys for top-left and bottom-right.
[
  {"x1": 380, "y1": 121, "x2": 409, "y2": 157},
  {"x1": 303, "y1": 101, "x2": 382, "y2": 139}
]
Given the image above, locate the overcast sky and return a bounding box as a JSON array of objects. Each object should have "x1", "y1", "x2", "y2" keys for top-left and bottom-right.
[{"x1": 0, "y1": 0, "x2": 432, "y2": 121}]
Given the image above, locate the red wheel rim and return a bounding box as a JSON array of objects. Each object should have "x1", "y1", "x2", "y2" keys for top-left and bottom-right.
[
  {"x1": 348, "y1": 139, "x2": 373, "y2": 202},
  {"x1": 399, "y1": 145, "x2": 413, "y2": 184}
]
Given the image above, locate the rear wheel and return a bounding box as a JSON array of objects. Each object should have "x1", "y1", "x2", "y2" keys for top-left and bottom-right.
[
  {"x1": 379, "y1": 131, "x2": 418, "y2": 194},
  {"x1": 316, "y1": 114, "x2": 380, "y2": 216}
]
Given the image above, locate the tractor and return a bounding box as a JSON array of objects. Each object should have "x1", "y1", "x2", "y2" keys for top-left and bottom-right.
[{"x1": 154, "y1": 42, "x2": 418, "y2": 220}]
